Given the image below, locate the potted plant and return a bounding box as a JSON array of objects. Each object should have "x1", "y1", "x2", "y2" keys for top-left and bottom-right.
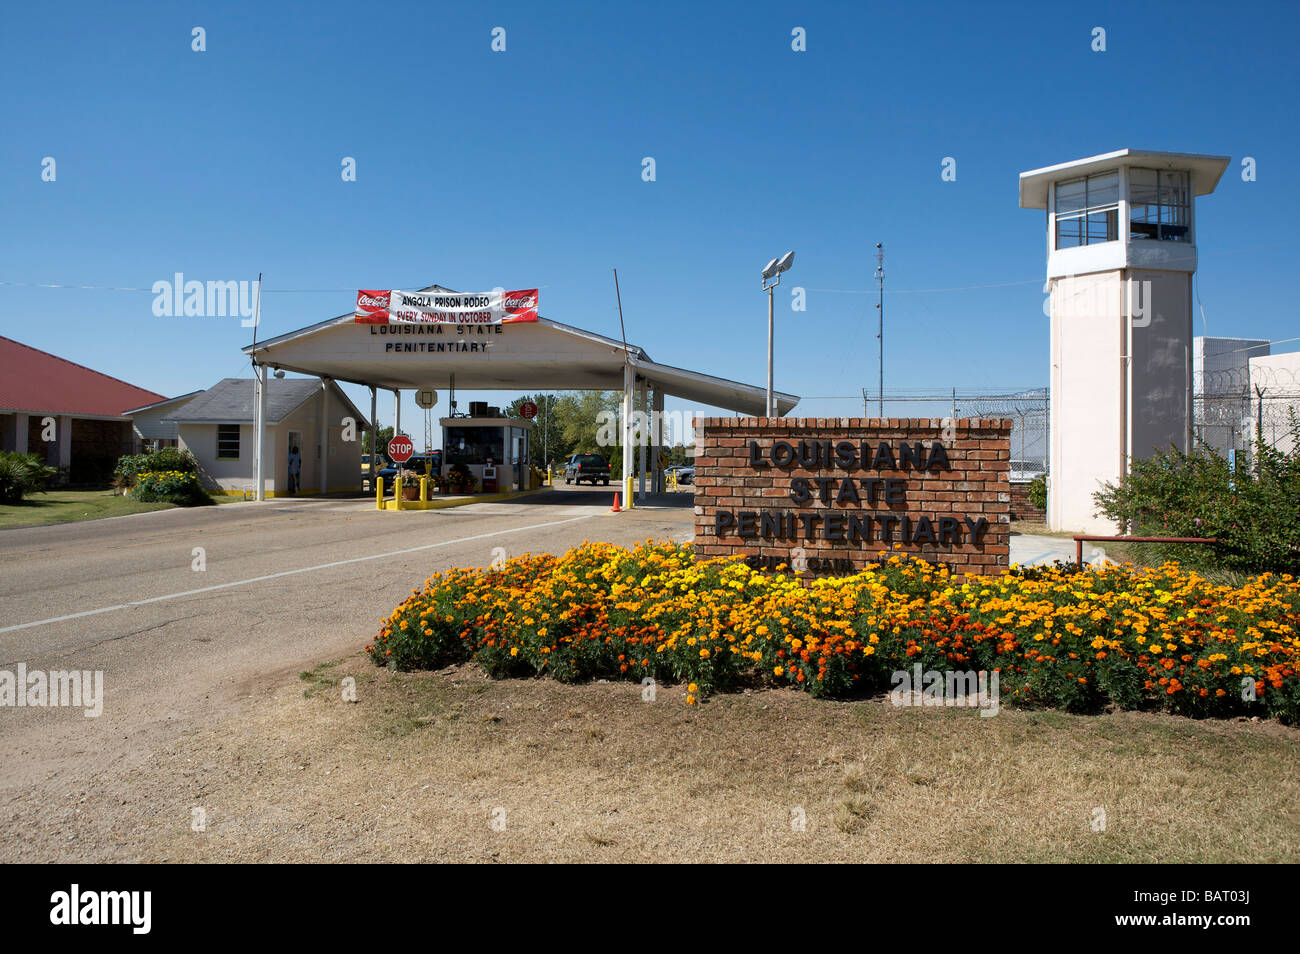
[
  {"x1": 400, "y1": 470, "x2": 422, "y2": 501},
  {"x1": 447, "y1": 463, "x2": 475, "y2": 494}
]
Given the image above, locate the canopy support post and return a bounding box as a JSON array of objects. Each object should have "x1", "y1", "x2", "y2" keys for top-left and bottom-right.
[
  {"x1": 369, "y1": 386, "x2": 377, "y2": 492},
  {"x1": 253, "y1": 364, "x2": 267, "y2": 502},
  {"x1": 622, "y1": 363, "x2": 634, "y2": 509},
  {"x1": 637, "y1": 379, "x2": 647, "y2": 502},
  {"x1": 319, "y1": 377, "x2": 330, "y2": 496}
]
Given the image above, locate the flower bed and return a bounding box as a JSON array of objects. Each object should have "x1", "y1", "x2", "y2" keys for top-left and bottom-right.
[
  {"x1": 129, "y1": 470, "x2": 210, "y2": 506},
  {"x1": 368, "y1": 542, "x2": 1300, "y2": 722}
]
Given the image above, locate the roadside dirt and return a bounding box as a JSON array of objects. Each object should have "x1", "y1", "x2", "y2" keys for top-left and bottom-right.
[{"x1": 3, "y1": 652, "x2": 1297, "y2": 863}]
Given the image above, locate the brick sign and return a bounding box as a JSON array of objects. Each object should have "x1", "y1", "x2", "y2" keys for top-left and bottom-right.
[{"x1": 693, "y1": 417, "x2": 1011, "y2": 576}]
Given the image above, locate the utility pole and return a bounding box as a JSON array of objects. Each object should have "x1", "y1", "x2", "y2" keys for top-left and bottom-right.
[{"x1": 875, "y1": 244, "x2": 884, "y2": 416}]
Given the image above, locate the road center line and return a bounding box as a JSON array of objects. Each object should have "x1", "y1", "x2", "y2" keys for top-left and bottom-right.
[{"x1": 0, "y1": 514, "x2": 595, "y2": 634}]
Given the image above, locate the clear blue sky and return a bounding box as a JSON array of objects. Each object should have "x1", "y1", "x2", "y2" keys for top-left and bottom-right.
[{"x1": 3, "y1": 0, "x2": 1297, "y2": 443}]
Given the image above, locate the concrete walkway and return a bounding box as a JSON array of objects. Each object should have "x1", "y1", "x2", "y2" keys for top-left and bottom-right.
[{"x1": 1009, "y1": 531, "x2": 1080, "y2": 567}]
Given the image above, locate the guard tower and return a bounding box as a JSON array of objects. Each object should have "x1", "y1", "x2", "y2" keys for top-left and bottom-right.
[{"x1": 1019, "y1": 149, "x2": 1230, "y2": 533}]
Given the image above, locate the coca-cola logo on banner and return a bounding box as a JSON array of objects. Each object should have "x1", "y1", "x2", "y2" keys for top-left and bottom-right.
[{"x1": 355, "y1": 289, "x2": 392, "y2": 323}]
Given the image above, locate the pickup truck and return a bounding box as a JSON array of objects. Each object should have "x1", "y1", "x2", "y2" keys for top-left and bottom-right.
[{"x1": 564, "y1": 453, "x2": 611, "y2": 486}]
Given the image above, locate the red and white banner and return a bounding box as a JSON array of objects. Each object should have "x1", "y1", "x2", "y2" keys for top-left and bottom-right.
[{"x1": 354, "y1": 289, "x2": 538, "y2": 325}]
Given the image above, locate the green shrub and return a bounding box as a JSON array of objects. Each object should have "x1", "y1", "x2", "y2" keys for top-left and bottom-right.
[
  {"x1": 114, "y1": 447, "x2": 199, "y2": 489},
  {"x1": 1026, "y1": 473, "x2": 1047, "y2": 511},
  {"x1": 130, "y1": 470, "x2": 211, "y2": 506},
  {"x1": 1093, "y1": 416, "x2": 1300, "y2": 574},
  {"x1": 0, "y1": 452, "x2": 58, "y2": 504}
]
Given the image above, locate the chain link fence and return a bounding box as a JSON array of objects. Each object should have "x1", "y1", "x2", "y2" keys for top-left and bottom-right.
[
  {"x1": 1194, "y1": 363, "x2": 1300, "y2": 458},
  {"x1": 860, "y1": 387, "x2": 1049, "y2": 480}
]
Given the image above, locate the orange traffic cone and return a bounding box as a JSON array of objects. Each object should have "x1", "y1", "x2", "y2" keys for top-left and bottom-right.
[{"x1": 610, "y1": 491, "x2": 622, "y2": 513}]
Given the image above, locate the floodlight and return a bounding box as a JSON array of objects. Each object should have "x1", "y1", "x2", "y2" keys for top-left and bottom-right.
[
  {"x1": 761, "y1": 258, "x2": 779, "y2": 279},
  {"x1": 776, "y1": 251, "x2": 794, "y2": 273}
]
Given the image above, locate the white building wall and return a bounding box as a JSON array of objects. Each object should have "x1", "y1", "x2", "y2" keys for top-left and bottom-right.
[
  {"x1": 277, "y1": 385, "x2": 362, "y2": 494},
  {"x1": 1249, "y1": 352, "x2": 1300, "y2": 456},
  {"x1": 1049, "y1": 270, "x2": 1126, "y2": 534},
  {"x1": 179, "y1": 422, "x2": 267, "y2": 493},
  {"x1": 1193, "y1": 337, "x2": 1270, "y2": 455},
  {"x1": 130, "y1": 403, "x2": 191, "y2": 444}
]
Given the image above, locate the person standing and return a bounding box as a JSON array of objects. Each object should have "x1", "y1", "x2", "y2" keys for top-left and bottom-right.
[{"x1": 287, "y1": 445, "x2": 301, "y2": 495}]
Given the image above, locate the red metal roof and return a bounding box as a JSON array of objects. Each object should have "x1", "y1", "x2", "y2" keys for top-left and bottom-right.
[{"x1": 0, "y1": 336, "x2": 167, "y2": 417}]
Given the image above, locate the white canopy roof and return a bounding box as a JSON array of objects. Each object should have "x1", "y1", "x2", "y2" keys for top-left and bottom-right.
[{"x1": 243, "y1": 286, "x2": 800, "y2": 416}]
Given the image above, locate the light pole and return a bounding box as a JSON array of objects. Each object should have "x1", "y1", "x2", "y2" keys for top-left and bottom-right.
[{"x1": 761, "y1": 251, "x2": 794, "y2": 418}]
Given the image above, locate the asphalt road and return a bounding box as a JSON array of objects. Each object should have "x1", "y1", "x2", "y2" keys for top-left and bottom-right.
[{"x1": 0, "y1": 486, "x2": 694, "y2": 792}]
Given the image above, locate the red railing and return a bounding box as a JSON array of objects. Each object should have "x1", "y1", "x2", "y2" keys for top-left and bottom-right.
[{"x1": 1073, "y1": 535, "x2": 1218, "y2": 566}]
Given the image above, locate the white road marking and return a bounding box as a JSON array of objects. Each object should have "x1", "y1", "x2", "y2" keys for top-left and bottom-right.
[{"x1": 0, "y1": 514, "x2": 595, "y2": 634}]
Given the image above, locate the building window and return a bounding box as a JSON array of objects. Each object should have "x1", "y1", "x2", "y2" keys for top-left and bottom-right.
[
  {"x1": 443, "y1": 427, "x2": 504, "y2": 467},
  {"x1": 1129, "y1": 168, "x2": 1190, "y2": 242},
  {"x1": 217, "y1": 424, "x2": 240, "y2": 460},
  {"x1": 1054, "y1": 171, "x2": 1119, "y2": 249}
]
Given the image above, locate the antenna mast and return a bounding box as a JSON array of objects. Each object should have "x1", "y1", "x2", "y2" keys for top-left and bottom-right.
[{"x1": 874, "y1": 244, "x2": 884, "y2": 417}]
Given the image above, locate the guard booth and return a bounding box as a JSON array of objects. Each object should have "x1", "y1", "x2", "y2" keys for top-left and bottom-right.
[{"x1": 442, "y1": 404, "x2": 534, "y2": 492}]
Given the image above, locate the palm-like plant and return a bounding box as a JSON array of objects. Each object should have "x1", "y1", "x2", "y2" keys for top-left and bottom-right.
[{"x1": 0, "y1": 452, "x2": 58, "y2": 504}]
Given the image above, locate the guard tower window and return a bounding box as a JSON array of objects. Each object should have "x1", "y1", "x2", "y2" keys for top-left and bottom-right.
[
  {"x1": 1054, "y1": 172, "x2": 1119, "y2": 249},
  {"x1": 1129, "y1": 168, "x2": 1190, "y2": 242}
]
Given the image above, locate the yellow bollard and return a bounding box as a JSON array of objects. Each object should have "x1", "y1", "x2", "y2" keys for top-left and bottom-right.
[
  {"x1": 376, "y1": 476, "x2": 384, "y2": 510},
  {"x1": 419, "y1": 476, "x2": 428, "y2": 503},
  {"x1": 625, "y1": 475, "x2": 634, "y2": 510}
]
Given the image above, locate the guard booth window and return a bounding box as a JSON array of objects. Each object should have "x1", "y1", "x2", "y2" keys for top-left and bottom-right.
[{"x1": 444, "y1": 427, "x2": 504, "y2": 466}]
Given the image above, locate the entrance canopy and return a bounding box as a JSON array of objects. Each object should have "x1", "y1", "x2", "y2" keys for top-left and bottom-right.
[{"x1": 242, "y1": 285, "x2": 799, "y2": 416}]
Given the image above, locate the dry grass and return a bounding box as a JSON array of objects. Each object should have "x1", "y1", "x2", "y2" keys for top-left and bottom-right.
[{"x1": 10, "y1": 654, "x2": 1299, "y2": 863}]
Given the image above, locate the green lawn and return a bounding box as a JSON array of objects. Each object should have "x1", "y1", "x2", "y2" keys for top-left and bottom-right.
[{"x1": 0, "y1": 488, "x2": 236, "y2": 530}]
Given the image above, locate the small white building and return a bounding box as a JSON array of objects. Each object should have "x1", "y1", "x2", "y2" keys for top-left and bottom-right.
[
  {"x1": 166, "y1": 377, "x2": 370, "y2": 496},
  {"x1": 1192, "y1": 337, "x2": 1270, "y2": 456},
  {"x1": 1249, "y1": 352, "x2": 1300, "y2": 456}
]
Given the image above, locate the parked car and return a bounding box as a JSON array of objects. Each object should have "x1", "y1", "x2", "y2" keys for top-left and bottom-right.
[
  {"x1": 664, "y1": 464, "x2": 693, "y2": 484},
  {"x1": 564, "y1": 453, "x2": 611, "y2": 485},
  {"x1": 376, "y1": 451, "x2": 441, "y2": 484}
]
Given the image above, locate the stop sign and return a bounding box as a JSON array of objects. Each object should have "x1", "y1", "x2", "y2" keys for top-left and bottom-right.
[
  {"x1": 519, "y1": 401, "x2": 537, "y2": 420},
  {"x1": 387, "y1": 435, "x2": 414, "y2": 463}
]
